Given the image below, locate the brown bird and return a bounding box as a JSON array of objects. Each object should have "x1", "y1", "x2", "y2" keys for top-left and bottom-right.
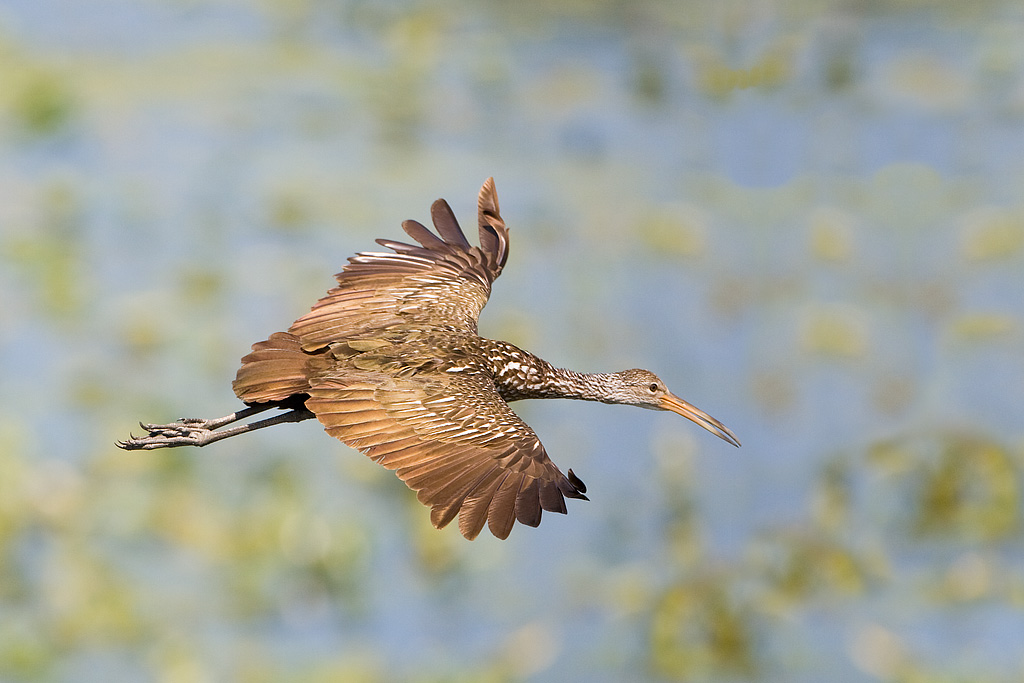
[{"x1": 118, "y1": 178, "x2": 739, "y2": 540}]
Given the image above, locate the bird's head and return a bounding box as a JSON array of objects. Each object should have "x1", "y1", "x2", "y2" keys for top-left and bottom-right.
[{"x1": 611, "y1": 369, "x2": 740, "y2": 447}]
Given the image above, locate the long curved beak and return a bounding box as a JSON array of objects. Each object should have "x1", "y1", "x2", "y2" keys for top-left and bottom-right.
[{"x1": 659, "y1": 392, "x2": 741, "y2": 447}]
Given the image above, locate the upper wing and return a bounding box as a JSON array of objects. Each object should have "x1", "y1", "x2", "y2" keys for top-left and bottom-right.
[
  {"x1": 289, "y1": 178, "x2": 509, "y2": 352},
  {"x1": 305, "y1": 371, "x2": 588, "y2": 540}
]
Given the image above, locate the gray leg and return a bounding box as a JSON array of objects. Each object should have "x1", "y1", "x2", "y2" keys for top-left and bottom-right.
[{"x1": 116, "y1": 405, "x2": 316, "y2": 450}]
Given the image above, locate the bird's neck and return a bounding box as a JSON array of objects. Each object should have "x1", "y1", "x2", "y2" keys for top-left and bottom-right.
[
  {"x1": 486, "y1": 340, "x2": 618, "y2": 403},
  {"x1": 534, "y1": 368, "x2": 622, "y2": 403}
]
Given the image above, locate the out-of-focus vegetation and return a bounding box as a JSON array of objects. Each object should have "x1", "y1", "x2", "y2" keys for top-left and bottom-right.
[{"x1": 1, "y1": 1, "x2": 1023, "y2": 681}]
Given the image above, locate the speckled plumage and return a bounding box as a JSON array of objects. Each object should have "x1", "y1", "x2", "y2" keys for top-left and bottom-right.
[{"x1": 120, "y1": 178, "x2": 739, "y2": 541}]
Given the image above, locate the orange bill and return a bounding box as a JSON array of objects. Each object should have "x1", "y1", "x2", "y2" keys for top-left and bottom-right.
[{"x1": 659, "y1": 392, "x2": 741, "y2": 447}]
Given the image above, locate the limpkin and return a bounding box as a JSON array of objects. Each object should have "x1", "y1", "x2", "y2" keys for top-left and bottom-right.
[{"x1": 118, "y1": 179, "x2": 739, "y2": 540}]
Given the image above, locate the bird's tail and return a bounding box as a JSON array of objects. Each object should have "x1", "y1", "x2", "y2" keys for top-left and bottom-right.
[{"x1": 232, "y1": 332, "x2": 313, "y2": 405}]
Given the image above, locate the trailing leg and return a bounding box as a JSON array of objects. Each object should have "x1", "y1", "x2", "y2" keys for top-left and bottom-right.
[{"x1": 117, "y1": 404, "x2": 315, "y2": 450}]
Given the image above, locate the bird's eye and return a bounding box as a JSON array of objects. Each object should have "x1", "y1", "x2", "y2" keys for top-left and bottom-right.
[{"x1": 649, "y1": 383, "x2": 659, "y2": 393}]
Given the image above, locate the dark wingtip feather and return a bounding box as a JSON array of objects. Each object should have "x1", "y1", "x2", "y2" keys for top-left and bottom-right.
[
  {"x1": 477, "y1": 177, "x2": 509, "y2": 272},
  {"x1": 538, "y1": 481, "x2": 568, "y2": 514},
  {"x1": 401, "y1": 219, "x2": 448, "y2": 251},
  {"x1": 515, "y1": 479, "x2": 542, "y2": 527},
  {"x1": 478, "y1": 177, "x2": 500, "y2": 225},
  {"x1": 567, "y1": 468, "x2": 587, "y2": 495},
  {"x1": 430, "y1": 199, "x2": 472, "y2": 248}
]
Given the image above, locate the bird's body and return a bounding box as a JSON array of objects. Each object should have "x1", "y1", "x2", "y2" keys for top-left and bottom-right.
[{"x1": 119, "y1": 179, "x2": 738, "y2": 540}]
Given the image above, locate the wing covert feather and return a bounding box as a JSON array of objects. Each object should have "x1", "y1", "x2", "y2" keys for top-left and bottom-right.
[{"x1": 305, "y1": 372, "x2": 587, "y2": 540}]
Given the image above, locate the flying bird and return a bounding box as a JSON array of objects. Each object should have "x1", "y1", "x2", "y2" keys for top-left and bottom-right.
[{"x1": 118, "y1": 179, "x2": 739, "y2": 540}]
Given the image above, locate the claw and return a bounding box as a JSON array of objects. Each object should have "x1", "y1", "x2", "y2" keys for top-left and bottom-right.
[{"x1": 116, "y1": 406, "x2": 282, "y2": 452}]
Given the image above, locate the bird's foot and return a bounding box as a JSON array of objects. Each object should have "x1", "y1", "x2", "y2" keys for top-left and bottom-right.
[
  {"x1": 116, "y1": 418, "x2": 220, "y2": 450},
  {"x1": 116, "y1": 406, "x2": 308, "y2": 451}
]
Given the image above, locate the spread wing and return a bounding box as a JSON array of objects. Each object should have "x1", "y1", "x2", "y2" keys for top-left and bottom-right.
[
  {"x1": 305, "y1": 371, "x2": 588, "y2": 540},
  {"x1": 234, "y1": 179, "x2": 587, "y2": 540},
  {"x1": 288, "y1": 178, "x2": 509, "y2": 352}
]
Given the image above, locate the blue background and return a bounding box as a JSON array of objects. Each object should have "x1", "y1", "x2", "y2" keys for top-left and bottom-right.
[{"x1": 1, "y1": 2, "x2": 1023, "y2": 681}]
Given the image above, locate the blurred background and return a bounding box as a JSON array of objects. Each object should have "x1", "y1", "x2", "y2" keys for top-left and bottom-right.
[{"x1": 1, "y1": 1, "x2": 1023, "y2": 681}]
